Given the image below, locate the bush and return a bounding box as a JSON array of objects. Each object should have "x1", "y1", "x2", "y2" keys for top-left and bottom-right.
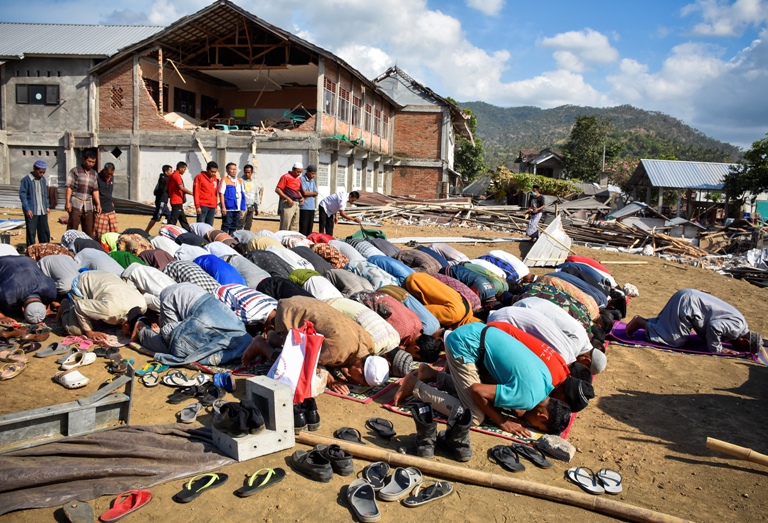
[{"x1": 493, "y1": 166, "x2": 578, "y2": 200}]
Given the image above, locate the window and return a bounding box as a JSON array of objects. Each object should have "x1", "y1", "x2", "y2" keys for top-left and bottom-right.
[
  {"x1": 173, "y1": 87, "x2": 196, "y2": 117},
  {"x1": 323, "y1": 78, "x2": 336, "y2": 117},
  {"x1": 351, "y1": 96, "x2": 362, "y2": 127},
  {"x1": 338, "y1": 88, "x2": 350, "y2": 122},
  {"x1": 382, "y1": 114, "x2": 389, "y2": 140},
  {"x1": 364, "y1": 104, "x2": 372, "y2": 132},
  {"x1": 373, "y1": 109, "x2": 382, "y2": 136},
  {"x1": 143, "y1": 78, "x2": 169, "y2": 112},
  {"x1": 16, "y1": 84, "x2": 59, "y2": 105}
]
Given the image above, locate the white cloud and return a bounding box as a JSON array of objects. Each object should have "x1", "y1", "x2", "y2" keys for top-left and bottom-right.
[
  {"x1": 335, "y1": 45, "x2": 393, "y2": 79},
  {"x1": 540, "y1": 29, "x2": 620, "y2": 72},
  {"x1": 682, "y1": 0, "x2": 768, "y2": 36},
  {"x1": 466, "y1": 0, "x2": 504, "y2": 17}
]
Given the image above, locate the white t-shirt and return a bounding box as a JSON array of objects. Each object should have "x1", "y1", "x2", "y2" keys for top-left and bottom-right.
[
  {"x1": 487, "y1": 250, "x2": 530, "y2": 279},
  {"x1": 513, "y1": 297, "x2": 591, "y2": 355},
  {"x1": 320, "y1": 191, "x2": 349, "y2": 215},
  {"x1": 0, "y1": 244, "x2": 20, "y2": 257},
  {"x1": 487, "y1": 306, "x2": 580, "y2": 364}
]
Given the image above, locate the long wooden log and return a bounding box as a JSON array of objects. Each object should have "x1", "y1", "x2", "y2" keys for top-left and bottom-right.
[
  {"x1": 706, "y1": 437, "x2": 768, "y2": 468},
  {"x1": 296, "y1": 432, "x2": 693, "y2": 523}
]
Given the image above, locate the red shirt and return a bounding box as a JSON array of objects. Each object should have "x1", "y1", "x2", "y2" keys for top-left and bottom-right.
[
  {"x1": 487, "y1": 322, "x2": 570, "y2": 387},
  {"x1": 166, "y1": 170, "x2": 186, "y2": 205},
  {"x1": 193, "y1": 172, "x2": 219, "y2": 208},
  {"x1": 276, "y1": 172, "x2": 302, "y2": 200}
]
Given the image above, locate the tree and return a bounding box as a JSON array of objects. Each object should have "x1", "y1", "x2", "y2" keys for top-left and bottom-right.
[
  {"x1": 561, "y1": 115, "x2": 620, "y2": 182},
  {"x1": 724, "y1": 134, "x2": 768, "y2": 201},
  {"x1": 446, "y1": 98, "x2": 485, "y2": 183}
]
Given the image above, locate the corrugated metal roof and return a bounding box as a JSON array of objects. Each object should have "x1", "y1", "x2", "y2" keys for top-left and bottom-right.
[
  {"x1": 640, "y1": 159, "x2": 736, "y2": 190},
  {"x1": 0, "y1": 23, "x2": 164, "y2": 59}
]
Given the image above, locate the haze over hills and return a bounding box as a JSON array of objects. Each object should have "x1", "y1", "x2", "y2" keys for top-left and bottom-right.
[{"x1": 459, "y1": 102, "x2": 743, "y2": 170}]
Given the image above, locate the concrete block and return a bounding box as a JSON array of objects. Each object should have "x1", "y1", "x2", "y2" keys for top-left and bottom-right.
[{"x1": 212, "y1": 375, "x2": 295, "y2": 462}]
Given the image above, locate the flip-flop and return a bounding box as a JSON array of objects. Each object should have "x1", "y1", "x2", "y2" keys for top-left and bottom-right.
[
  {"x1": 402, "y1": 481, "x2": 454, "y2": 507},
  {"x1": 162, "y1": 370, "x2": 209, "y2": 387},
  {"x1": 0, "y1": 348, "x2": 28, "y2": 364},
  {"x1": 235, "y1": 467, "x2": 287, "y2": 497},
  {"x1": 512, "y1": 443, "x2": 553, "y2": 469},
  {"x1": 377, "y1": 467, "x2": 423, "y2": 502},
  {"x1": 179, "y1": 402, "x2": 204, "y2": 423},
  {"x1": 334, "y1": 427, "x2": 365, "y2": 444},
  {"x1": 488, "y1": 445, "x2": 525, "y2": 473},
  {"x1": 167, "y1": 385, "x2": 204, "y2": 404},
  {"x1": 99, "y1": 489, "x2": 152, "y2": 522},
  {"x1": 565, "y1": 467, "x2": 605, "y2": 495},
  {"x1": 365, "y1": 418, "x2": 396, "y2": 439},
  {"x1": 35, "y1": 341, "x2": 70, "y2": 358},
  {"x1": 0, "y1": 361, "x2": 27, "y2": 381},
  {"x1": 362, "y1": 462, "x2": 390, "y2": 491},
  {"x1": 199, "y1": 384, "x2": 227, "y2": 406},
  {"x1": 62, "y1": 500, "x2": 95, "y2": 523},
  {"x1": 173, "y1": 473, "x2": 229, "y2": 503},
  {"x1": 597, "y1": 468, "x2": 623, "y2": 494},
  {"x1": 347, "y1": 478, "x2": 381, "y2": 523},
  {"x1": 54, "y1": 368, "x2": 89, "y2": 389},
  {"x1": 141, "y1": 370, "x2": 160, "y2": 387}
]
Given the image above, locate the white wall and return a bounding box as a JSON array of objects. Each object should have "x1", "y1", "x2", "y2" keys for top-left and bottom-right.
[
  {"x1": 137, "y1": 148, "x2": 211, "y2": 203},
  {"x1": 253, "y1": 150, "x2": 307, "y2": 213}
]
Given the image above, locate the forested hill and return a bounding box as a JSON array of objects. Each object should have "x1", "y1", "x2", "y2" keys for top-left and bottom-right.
[{"x1": 459, "y1": 102, "x2": 742, "y2": 168}]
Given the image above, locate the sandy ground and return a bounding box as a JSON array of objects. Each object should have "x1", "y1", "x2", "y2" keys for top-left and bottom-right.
[{"x1": 1, "y1": 208, "x2": 767, "y2": 523}]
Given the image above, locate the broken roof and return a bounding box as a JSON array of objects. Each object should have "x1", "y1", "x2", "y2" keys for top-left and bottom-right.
[{"x1": 628, "y1": 159, "x2": 736, "y2": 190}]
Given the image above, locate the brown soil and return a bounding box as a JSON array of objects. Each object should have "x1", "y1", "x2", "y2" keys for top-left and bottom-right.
[{"x1": 1, "y1": 209, "x2": 767, "y2": 523}]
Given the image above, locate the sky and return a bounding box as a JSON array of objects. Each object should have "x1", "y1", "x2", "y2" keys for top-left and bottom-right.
[{"x1": 2, "y1": 0, "x2": 767, "y2": 149}]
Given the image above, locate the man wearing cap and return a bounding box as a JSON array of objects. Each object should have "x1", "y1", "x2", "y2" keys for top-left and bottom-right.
[
  {"x1": 626, "y1": 288, "x2": 762, "y2": 354},
  {"x1": 275, "y1": 162, "x2": 305, "y2": 232},
  {"x1": 0, "y1": 256, "x2": 57, "y2": 325},
  {"x1": 19, "y1": 160, "x2": 51, "y2": 246},
  {"x1": 65, "y1": 149, "x2": 101, "y2": 238},
  {"x1": 299, "y1": 164, "x2": 318, "y2": 237}
]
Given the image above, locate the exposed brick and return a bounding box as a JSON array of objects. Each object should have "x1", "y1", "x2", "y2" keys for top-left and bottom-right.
[
  {"x1": 393, "y1": 112, "x2": 441, "y2": 159},
  {"x1": 390, "y1": 166, "x2": 441, "y2": 199}
]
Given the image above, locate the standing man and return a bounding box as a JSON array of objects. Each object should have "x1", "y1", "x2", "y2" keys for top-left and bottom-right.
[
  {"x1": 299, "y1": 164, "x2": 318, "y2": 237},
  {"x1": 94, "y1": 162, "x2": 118, "y2": 239},
  {"x1": 19, "y1": 159, "x2": 50, "y2": 246},
  {"x1": 219, "y1": 162, "x2": 246, "y2": 235},
  {"x1": 240, "y1": 164, "x2": 262, "y2": 231},
  {"x1": 65, "y1": 149, "x2": 101, "y2": 238},
  {"x1": 194, "y1": 161, "x2": 219, "y2": 226},
  {"x1": 166, "y1": 161, "x2": 193, "y2": 232},
  {"x1": 526, "y1": 185, "x2": 545, "y2": 241},
  {"x1": 145, "y1": 164, "x2": 172, "y2": 234},
  {"x1": 275, "y1": 162, "x2": 304, "y2": 232},
  {"x1": 318, "y1": 190, "x2": 360, "y2": 236}
]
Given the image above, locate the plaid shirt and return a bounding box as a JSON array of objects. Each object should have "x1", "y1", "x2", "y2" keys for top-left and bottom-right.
[
  {"x1": 215, "y1": 283, "x2": 277, "y2": 324},
  {"x1": 163, "y1": 260, "x2": 220, "y2": 294},
  {"x1": 65, "y1": 165, "x2": 98, "y2": 212},
  {"x1": 61, "y1": 230, "x2": 92, "y2": 252}
]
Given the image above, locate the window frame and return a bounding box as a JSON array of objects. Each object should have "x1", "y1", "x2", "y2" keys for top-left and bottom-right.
[
  {"x1": 351, "y1": 96, "x2": 362, "y2": 127},
  {"x1": 338, "y1": 87, "x2": 350, "y2": 122},
  {"x1": 323, "y1": 78, "x2": 337, "y2": 117},
  {"x1": 16, "y1": 84, "x2": 59, "y2": 106}
]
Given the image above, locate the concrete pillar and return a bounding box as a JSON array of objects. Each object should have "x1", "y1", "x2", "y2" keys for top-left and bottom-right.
[
  {"x1": 676, "y1": 190, "x2": 682, "y2": 217},
  {"x1": 658, "y1": 187, "x2": 664, "y2": 211},
  {"x1": 346, "y1": 159, "x2": 354, "y2": 192},
  {"x1": 216, "y1": 132, "x2": 227, "y2": 165},
  {"x1": 316, "y1": 58, "x2": 324, "y2": 133},
  {"x1": 129, "y1": 134, "x2": 140, "y2": 201},
  {"x1": 360, "y1": 158, "x2": 368, "y2": 191},
  {"x1": 329, "y1": 152, "x2": 337, "y2": 190},
  {"x1": 132, "y1": 55, "x2": 140, "y2": 133},
  {"x1": 646, "y1": 186, "x2": 652, "y2": 205}
]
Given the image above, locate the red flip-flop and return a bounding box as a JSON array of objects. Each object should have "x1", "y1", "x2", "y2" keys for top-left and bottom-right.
[{"x1": 99, "y1": 489, "x2": 152, "y2": 522}]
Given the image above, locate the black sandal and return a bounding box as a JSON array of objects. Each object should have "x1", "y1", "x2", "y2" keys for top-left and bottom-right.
[
  {"x1": 365, "y1": 417, "x2": 396, "y2": 439},
  {"x1": 488, "y1": 445, "x2": 525, "y2": 472},
  {"x1": 512, "y1": 443, "x2": 553, "y2": 469},
  {"x1": 334, "y1": 427, "x2": 365, "y2": 444}
]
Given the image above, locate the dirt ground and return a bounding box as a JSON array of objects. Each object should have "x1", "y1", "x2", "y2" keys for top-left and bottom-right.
[{"x1": 1, "y1": 208, "x2": 767, "y2": 523}]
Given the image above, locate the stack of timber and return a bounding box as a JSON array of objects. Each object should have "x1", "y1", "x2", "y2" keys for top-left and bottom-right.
[{"x1": 563, "y1": 220, "x2": 709, "y2": 257}]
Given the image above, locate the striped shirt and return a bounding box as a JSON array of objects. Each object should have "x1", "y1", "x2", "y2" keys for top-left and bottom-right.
[
  {"x1": 215, "y1": 284, "x2": 277, "y2": 324},
  {"x1": 65, "y1": 165, "x2": 98, "y2": 212}
]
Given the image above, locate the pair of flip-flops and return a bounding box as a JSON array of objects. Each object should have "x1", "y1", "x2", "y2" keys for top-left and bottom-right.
[
  {"x1": 365, "y1": 418, "x2": 396, "y2": 439},
  {"x1": 565, "y1": 467, "x2": 623, "y2": 495},
  {"x1": 360, "y1": 463, "x2": 424, "y2": 501},
  {"x1": 335, "y1": 426, "x2": 365, "y2": 444},
  {"x1": 168, "y1": 383, "x2": 226, "y2": 406},
  {"x1": 162, "y1": 370, "x2": 209, "y2": 387},
  {"x1": 488, "y1": 443, "x2": 553, "y2": 472}
]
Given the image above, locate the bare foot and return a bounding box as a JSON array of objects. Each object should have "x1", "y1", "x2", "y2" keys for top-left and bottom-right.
[
  {"x1": 130, "y1": 321, "x2": 145, "y2": 343},
  {"x1": 393, "y1": 372, "x2": 420, "y2": 406},
  {"x1": 417, "y1": 363, "x2": 438, "y2": 383},
  {"x1": 625, "y1": 315, "x2": 646, "y2": 338}
]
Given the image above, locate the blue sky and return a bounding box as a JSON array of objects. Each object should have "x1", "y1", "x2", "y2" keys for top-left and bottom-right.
[{"x1": 2, "y1": 0, "x2": 767, "y2": 148}]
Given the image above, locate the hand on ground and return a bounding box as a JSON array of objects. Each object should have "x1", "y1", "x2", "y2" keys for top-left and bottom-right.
[
  {"x1": 328, "y1": 381, "x2": 350, "y2": 395},
  {"x1": 499, "y1": 418, "x2": 531, "y2": 438}
]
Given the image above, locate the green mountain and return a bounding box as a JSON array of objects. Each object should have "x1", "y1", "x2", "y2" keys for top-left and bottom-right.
[{"x1": 459, "y1": 102, "x2": 742, "y2": 169}]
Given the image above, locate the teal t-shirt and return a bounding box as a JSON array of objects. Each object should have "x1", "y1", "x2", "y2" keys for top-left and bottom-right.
[{"x1": 445, "y1": 323, "x2": 553, "y2": 411}]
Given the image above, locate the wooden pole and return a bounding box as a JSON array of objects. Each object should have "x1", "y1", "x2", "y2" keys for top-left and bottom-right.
[
  {"x1": 296, "y1": 433, "x2": 693, "y2": 523},
  {"x1": 706, "y1": 437, "x2": 768, "y2": 468}
]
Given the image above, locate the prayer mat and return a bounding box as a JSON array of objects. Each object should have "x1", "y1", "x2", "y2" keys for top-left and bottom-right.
[{"x1": 608, "y1": 321, "x2": 759, "y2": 362}]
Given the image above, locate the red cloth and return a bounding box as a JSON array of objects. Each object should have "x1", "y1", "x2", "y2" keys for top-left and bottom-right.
[
  {"x1": 294, "y1": 320, "x2": 324, "y2": 403},
  {"x1": 276, "y1": 172, "x2": 302, "y2": 200},
  {"x1": 565, "y1": 255, "x2": 610, "y2": 275},
  {"x1": 307, "y1": 232, "x2": 334, "y2": 244},
  {"x1": 488, "y1": 321, "x2": 570, "y2": 387},
  {"x1": 193, "y1": 172, "x2": 219, "y2": 208},
  {"x1": 166, "y1": 170, "x2": 186, "y2": 205}
]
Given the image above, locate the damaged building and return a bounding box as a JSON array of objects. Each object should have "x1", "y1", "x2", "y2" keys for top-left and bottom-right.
[{"x1": 0, "y1": 0, "x2": 464, "y2": 211}]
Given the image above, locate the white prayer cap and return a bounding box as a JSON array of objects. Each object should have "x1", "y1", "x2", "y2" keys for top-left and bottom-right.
[{"x1": 364, "y1": 355, "x2": 389, "y2": 386}]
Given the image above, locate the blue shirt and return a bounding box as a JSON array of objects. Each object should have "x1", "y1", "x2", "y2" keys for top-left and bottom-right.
[
  {"x1": 403, "y1": 294, "x2": 440, "y2": 335},
  {"x1": 367, "y1": 255, "x2": 414, "y2": 285},
  {"x1": 299, "y1": 174, "x2": 317, "y2": 210},
  {"x1": 446, "y1": 323, "x2": 553, "y2": 411},
  {"x1": 193, "y1": 254, "x2": 247, "y2": 286}
]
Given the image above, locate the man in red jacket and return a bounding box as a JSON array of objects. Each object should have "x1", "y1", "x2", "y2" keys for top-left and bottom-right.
[
  {"x1": 166, "y1": 161, "x2": 193, "y2": 232},
  {"x1": 194, "y1": 161, "x2": 220, "y2": 226}
]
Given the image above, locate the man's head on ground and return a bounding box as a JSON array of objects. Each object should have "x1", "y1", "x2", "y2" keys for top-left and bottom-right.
[
  {"x1": 732, "y1": 331, "x2": 763, "y2": 354},
  {"x1": 291, "y1": 162, "x2": 303, "y2": 177},
  {"x1": 349, "y1": 191, "x2": 360, "y2": 203},
  {"x1": 101, "y1": 162, "x2": 115, "y2": 178},
  {"x1": 568, "y1": 362, "x2": 593, "y2": 383},
  {"x1": 550, "y1": 376, "x2": 595, "y2": 413},
  {"x1": 206, "y1": 161, "x2": 219, "y2": 177},
  {"x1": 82, "y1": 149, "x2": 97, "y2": 170},
  {"x1": 305, "y1": 164, "x2": 317, "y2": 179},
  {"x1": 344, "y1": 355, "x2": 389, "y2": 386},
  {"x1": 176, "y1": 161, "x2": 188, "y2": 174},
  {"x1": 226, "y1": 162, "x2": 237, "y2": 178},
  {"x1": 597, "y1": 310, "x2": 617, "y2": 334},
  {"x1": 590, "y1": 325, "x2": 606, "y2": 349},
  {"x1": 403, "y1": 333, "x2": 443, "y2": 363},
  {"x1": 120, "y1": 307, "x2": 146, "y2": 336},
  {"x1": 522, "y1": 397, "x2": 571, "y2": 434},
  {"x1": 389, "y1": 349, "x2": 413, "y2": 378},
  {"x1": 32, "y1": 160, "x2": 46, "y2": 178},
  {"x1": 22, "y1": 297, "x2": 46, "y2": 324},
  {"x1": 243, "y1": 164, "x2": 254, "y2": 179},
  {"x1": 575, "y1": 347, "x2": 607, "y2": 375}
]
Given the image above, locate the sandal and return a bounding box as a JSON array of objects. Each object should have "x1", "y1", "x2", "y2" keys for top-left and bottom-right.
[
  {"x1": 141, "y1": 370, "x2": 160, "y2": 387},
  {"x1": 0, "y1": 361, "x2": 27, "y2": 380},
  {"x1": 18, "y1": 340, "x2": 41, "y2": 354},
  {"x1": 162, "y1": 370, "x2": 209, "y2": 387},
  {"x1": 488, "y1": 445, "x2": 525, "y2": 473},
  {"x1": 55, "y1": 347, "x2": 80, "y2": 364},
  {"x1": 366, "y1": 418, "x2": 396, "y2": 439},
  {"x1": 179, "y1": 402, "x2": 204, "y2": 423},
  {"x1": 511, "y1": 443, "x2": 553, "y2": 469},
  {"x1": 53, "y1": 368, "x2": 89, "y2": 389},
  {"x1": 565, "y1": 467, "x2": 605, "y2": 495},
  {"x1": 377, "y1": 467, "x2": 423, "y2": 502},
  {"x1": 167, "y1": 385, "x2": 204, "y2": 404},
  {"x1": 596, "y1": 468, "x2": 623, "y2": 494},
  {"x1": 347, "y1": 478, "x2": 381, "y2": 523},
  {"x1": 0, "y1": 348, "x2": 28, "y2": 364},
  {"x1": 235, "y1": 468, "x2": 286, "y2": 497},
  {"x1": 100, "y1": 490, "x2": 152, "y2": 522},
  {"x1": 135, "y1": 362, "x2": 169, "y2": 376},
  {"x1": 402, "y1": 481, "x2": 454, "y2": 507},
  {"x1": 60, "y1": 351, "x2": 97, "y2": 370},
  {"x1": 35, "y1": 342, "x2": 69, "y2": 358},
  {"x1": 199, "y1": 383, "x2": 227, "y2": 406},
  {"x1": 361, "y1": 461, "x2": 390, "y2": 491},
  {"x1": 173, "y1": 473, "x2": 229, "y2": 503},
  {"x1": 334, "y1": 427, "x2": 365, "y2": 444}
]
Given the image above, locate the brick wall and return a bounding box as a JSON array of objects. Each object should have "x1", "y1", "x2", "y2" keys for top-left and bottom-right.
[
  {"x1": 297, "y1": 114, "x2": 316, "y2": 132},
  {"x1": 98, "y1": 59, "x2": 175, "y2": 131},
  {"x1": 393, "y1": 112, "x2": 441, "y2": 159},
  {"x1": 390, "y1": 166, "x2": 440, "y2": 199}
]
